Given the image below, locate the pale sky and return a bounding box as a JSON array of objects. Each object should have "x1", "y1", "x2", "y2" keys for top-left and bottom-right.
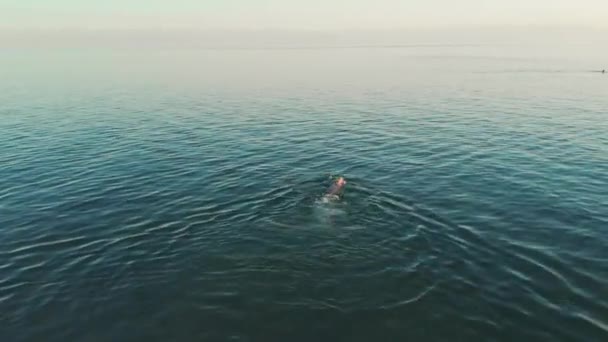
[{"x1": 2, "y1": 0, "x2": 608, "y2": 30}]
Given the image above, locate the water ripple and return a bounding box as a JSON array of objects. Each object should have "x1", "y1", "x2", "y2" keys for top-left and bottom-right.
[{"x1": 2, "y1": 70, "x2": 608, "y2": 341}]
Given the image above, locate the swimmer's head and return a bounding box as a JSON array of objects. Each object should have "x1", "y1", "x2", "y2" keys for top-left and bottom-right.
[{"x1": 336, "y1": 177, "x2": 346, "y2": 186}]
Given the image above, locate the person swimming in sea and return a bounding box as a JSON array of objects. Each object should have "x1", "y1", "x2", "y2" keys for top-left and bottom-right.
[{"x1": 325, "y1": 176, "x2": 347, "y2": 199}]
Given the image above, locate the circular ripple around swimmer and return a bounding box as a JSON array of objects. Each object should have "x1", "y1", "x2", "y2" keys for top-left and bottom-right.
[{"x1": 218, "y1": 176, "x2": 488, "y2": 314}]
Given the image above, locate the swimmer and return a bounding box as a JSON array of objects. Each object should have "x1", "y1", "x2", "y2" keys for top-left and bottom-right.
[{"x1": 325, "y1": 176, "x2": 347, "y2": 198}]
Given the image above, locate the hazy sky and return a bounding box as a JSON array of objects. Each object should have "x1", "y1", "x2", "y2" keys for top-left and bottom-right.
[{"x1": 2, "y1": 0, "x2": 608, "y2": 30}]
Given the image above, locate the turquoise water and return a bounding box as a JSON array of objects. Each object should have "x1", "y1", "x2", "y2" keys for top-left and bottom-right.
[{"x1": 1, "y1": 46, "x2": 607, "y2": 341}]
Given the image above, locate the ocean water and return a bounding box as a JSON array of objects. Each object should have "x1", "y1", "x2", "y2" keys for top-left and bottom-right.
[{"x1": 1, "y1": 45, "x2": 607, "y2": 342}]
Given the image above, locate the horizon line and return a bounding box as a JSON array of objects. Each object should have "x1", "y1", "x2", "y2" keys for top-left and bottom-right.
[{"x1": 1, "y1": 25, "x2": 607, "y2": 32}]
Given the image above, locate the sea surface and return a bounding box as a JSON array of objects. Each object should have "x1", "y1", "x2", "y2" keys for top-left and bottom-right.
[{"x1": 1, "y1": 44, "x2": 607, "y2": 342}]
